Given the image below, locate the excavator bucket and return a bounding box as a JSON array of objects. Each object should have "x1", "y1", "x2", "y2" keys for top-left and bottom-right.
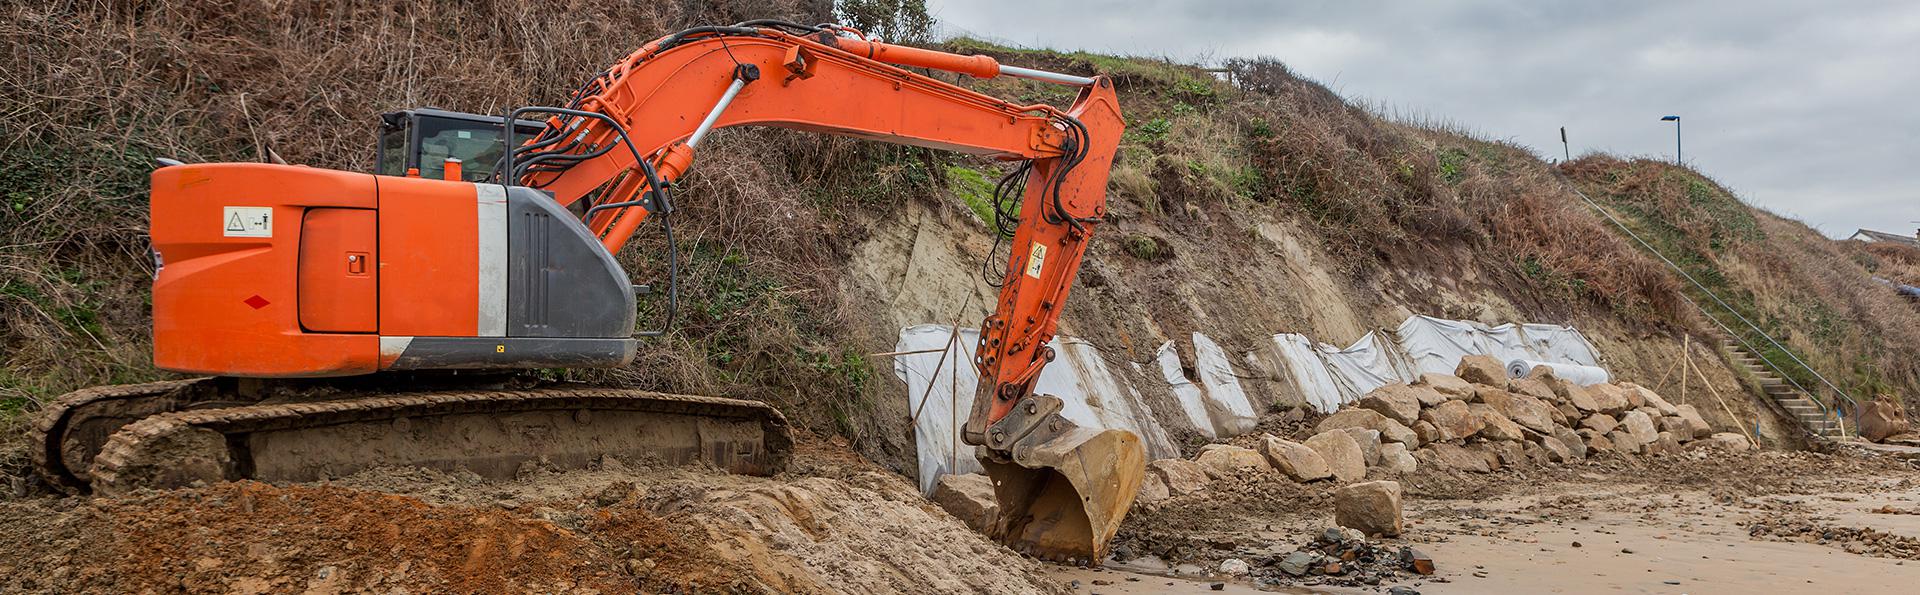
[{"x1": 979, "y1": 395, "x2": 1145, "y2": 564}]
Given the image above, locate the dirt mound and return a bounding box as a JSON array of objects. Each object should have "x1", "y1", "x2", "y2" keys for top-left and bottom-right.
[
  {"x1": 0, "y1": 438, "x2": 1065, "y2": 594},
  {"x1": 0, "y1": 482, "x2": 632, "y2": 594}
]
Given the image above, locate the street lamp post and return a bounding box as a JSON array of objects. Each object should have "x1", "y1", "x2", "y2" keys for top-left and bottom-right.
[{"x1": 1660, "y1": 115, "x2": 1681, "y2": 164}]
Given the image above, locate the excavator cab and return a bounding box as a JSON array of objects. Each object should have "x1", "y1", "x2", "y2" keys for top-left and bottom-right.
[{"x1": 375, "y1": 109, "x2": 543, "y2": 181}]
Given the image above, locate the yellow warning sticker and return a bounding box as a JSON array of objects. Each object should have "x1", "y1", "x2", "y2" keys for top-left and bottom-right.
[{"x1": 1024, "y1": 244, "x2": 1047, "y2": 279}]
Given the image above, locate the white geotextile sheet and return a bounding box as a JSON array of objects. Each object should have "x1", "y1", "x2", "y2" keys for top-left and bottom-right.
[
  {"x1": 1155, "y1": 340, "x2": 1220, "y2": 438},
  {"x1": 1318, "y1": 331, "x2": 1415, "y2": 404},
  {"x1": 1395, "y1": 316, "x2": 1601, "y2": 375},
  {"x1": 891, "y1": 324, "x2": 1179, "y2": 495},
  {"x1": 1395, "y1": 316, "x2": 1486, "y2": 376},
  {"x1": 892, "y1": 315, "x2": 1608, "y2": 492},
  {"x1": 1191, "y1": 333, "x2": 1259, "y2": 436},
  {"x1": 1521, "y1": 323, "x2": 1602, "y2": 367},
  {"x1": 1260, "y1": 334, "x2": 1347, "y2": 413}
]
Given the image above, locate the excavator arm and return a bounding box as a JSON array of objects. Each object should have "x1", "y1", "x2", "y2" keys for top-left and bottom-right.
[{"x1": 510, "y1": 23, "x2": 1140, "y2": 562}]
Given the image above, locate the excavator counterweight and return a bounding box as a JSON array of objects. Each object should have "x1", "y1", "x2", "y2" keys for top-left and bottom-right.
[{"x1": 32, "y1": 21, "x2": 1142, "y2": 563}]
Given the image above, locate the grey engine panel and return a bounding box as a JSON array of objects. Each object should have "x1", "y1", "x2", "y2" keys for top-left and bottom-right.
[
  {"x1": 504, "y1": 186, "x2": 636, "y2": 338},
  {"x1": 386, "y1": 337, "x2": 637, "y2": 370}
]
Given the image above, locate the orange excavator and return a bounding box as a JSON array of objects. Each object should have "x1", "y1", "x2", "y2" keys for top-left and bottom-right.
[{"x1": 30, "y1": 22, "x2": 1142, "y2": 562}]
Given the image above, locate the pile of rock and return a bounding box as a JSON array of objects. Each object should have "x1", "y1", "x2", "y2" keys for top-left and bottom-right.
[
  {"x1": 1361, "y1": 355, "x2": 1752, "y2": 472},
  {"x1": 1243, "y1": 526, "x2": 1435, "y2": 589},
  {"x1": 1135, "y1": 355, "x2": 1756, "y2": 500}
]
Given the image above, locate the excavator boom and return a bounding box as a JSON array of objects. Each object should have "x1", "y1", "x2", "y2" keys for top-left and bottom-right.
[{"x1": 35, "y1": 22, "x2": 1141, "y2": 564}]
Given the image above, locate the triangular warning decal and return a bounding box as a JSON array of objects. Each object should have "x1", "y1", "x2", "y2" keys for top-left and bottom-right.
[{"x1": 226, "y1": 212, "x2": 246, "y2": 232}]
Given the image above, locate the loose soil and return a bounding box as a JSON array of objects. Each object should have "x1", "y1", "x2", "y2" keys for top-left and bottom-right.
[
  {"x1": 5, "y1": 428, "x2": 1920, "y2": 594},
  {"x1": 0, "y1": 437, "x2": 1066, "y2": 594}
]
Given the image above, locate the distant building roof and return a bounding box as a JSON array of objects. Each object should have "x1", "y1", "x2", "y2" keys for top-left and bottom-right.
[{"x1": 1850, "y1": 229, "x2": 1920, "y2": 246}]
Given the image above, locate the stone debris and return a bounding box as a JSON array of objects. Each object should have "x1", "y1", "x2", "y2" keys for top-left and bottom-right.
[
  {"x1": 1334, "y1": 480, "x2": 1403, "y2": 537},
  {"x1": 1149, "y1": 458, "x2": 1212, "y2": 495},
  {"x1": 1133, "y1": 371, "x2": 1736, "y2": 513},
  {"x1": 1246, "y1": 528, "x2": 1435, "y2": 588},
  {"x1": 1219, "y1": 558, "x2": 1251, "y2": 576},
  {"x1": 930, "y1": 473, "x2": 998, "y2": 533}
]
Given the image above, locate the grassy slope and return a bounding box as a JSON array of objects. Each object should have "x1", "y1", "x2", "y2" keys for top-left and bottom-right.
[{"x1": 2, "y1": 1, "x2": 1912, "y2": 473}]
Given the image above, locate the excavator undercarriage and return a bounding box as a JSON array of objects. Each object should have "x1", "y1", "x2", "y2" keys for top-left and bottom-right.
[
  {"x1": 32, "y1": 20, "x2": 1142, "y2": 563},
  {"x1": 33, "y1": 376, "x2": 789, "y2": 497}
]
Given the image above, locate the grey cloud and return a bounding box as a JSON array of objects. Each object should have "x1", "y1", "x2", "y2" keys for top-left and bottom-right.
[{"x1": 929, "y1": 0, "x2": 1919, "y2": 237}]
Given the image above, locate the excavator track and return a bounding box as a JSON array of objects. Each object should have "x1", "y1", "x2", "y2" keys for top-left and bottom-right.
[
  {"x1": 29, "y1": 377, "x2": 232, "y2": 493},
  {"x1": 40, "y1": 385, "x2": 788, "y2": 497}
]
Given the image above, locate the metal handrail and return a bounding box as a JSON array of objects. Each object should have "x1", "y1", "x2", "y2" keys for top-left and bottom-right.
[
  {"x1": 1683, "y1": 295, "x2": 1848, "y2": 437},
  {"x1": 1555, "y1": 173, "x2": 1857, "y2": 437}
]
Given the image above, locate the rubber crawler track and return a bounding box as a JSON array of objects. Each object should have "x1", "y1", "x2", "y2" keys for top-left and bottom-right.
[
  {"x1": 79, "y1": 387, "x2": 790, "y2": 496},
  {"x1": 28, "y1": 378, "x2": 216, "y2": 493}
]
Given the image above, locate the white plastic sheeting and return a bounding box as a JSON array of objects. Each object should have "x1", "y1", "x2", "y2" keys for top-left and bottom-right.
[
  {"x1": 1155, "y1": 334, "x2": 1259, "y2": 438},
  {"x1": 1506, "y1": 359, "x2": 1611, "y2": 385},
  {"x1": 891, "y1": 324, "x2": 1180, "y2": 495},
  {"x1": 1317, "y1": 331, "x2": 1414, "y2": 403},
  {"x1": 1256, "y1": 316, "x2": 1607, "y2": 413},
  {"x1": 1395, "y1": 316, "x2": 1487, "y2": 376},
  {"x1": 1258, "y1": 334, "x2": 1347, "y2": 413},
  {"x1": 891, "y1": 315, "x2": 1607, "y2": 492},
  {"x1": 1396, "y1": 316, "x2": 1601, "y2": 375},
  {"x1": 1155, "y1": 341, "x2": 1219, "y2": 438}
]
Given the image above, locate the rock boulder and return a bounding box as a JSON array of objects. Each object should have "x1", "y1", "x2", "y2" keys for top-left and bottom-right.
[
  {"x1": 1416, "y1": 373, "x2": 1474, "y2": 402},
  {"x1": 1619, "y1": 410, "x2": 1660, "y2": 444},
  {"x1": 1305, "y1": 430, "x2": 1369, "y2": 483},
  {"x1": 1673, "y1": 404, "x2": 1714, "y2": 439},
  {"x1": 1196, "y1": 444, "x2": 1271, "y2": 478},
  {"x1": 1859, "y1": 396, "x2": 1911, "y2": 442},
  {"x1": 1455, "y1": 355, "x2": 1508, "y2": 386},
  {"x1": 1469, "y1": 403, "x2": 1527, "y2": 441},
  {"x1": 1148, "y1": 458, "x2": 1212, "y2": 495},
  {"x1": 932, "y1": 473, "x2": 999, "y2": 533},
  {"x1": 1420, "y1": 400, "x2": 1484, "y2": 442},
  {"x1": 1342, "y1": 428, "x2": 1383, "y2": 466},
  {"x1": 1357, "y1": 385, "x2": 1424, "y2": 426},
  {"x1": 1378, "y1": 442, "x2": 1418, "y2": 474},
  {"x1": 1259, "y1": 434, "x2": 1332, "y2": 482},
  {"x1": 1334, "y1": 480, "x2": 1404, "y2": 537},
  {"x1": 1415, "y1": 443, "x2": 1491, "y2": 473}
]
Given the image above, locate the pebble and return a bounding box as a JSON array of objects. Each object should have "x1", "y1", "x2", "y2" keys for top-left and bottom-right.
[
  {"x1": 1210, "y1": 583, "x2": 1225, "y2": 591},
  {"x1": 1621, "y1": 548, "x2": 1635, "y2": 554},
  {"x1": 1572, "y1": 541, "x2": 1583, "y2": 548}
]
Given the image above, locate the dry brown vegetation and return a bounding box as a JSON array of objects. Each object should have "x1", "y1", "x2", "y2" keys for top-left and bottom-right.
[{"x1": 1564, "y1": 156, "x2": 1920, "y2": 414}]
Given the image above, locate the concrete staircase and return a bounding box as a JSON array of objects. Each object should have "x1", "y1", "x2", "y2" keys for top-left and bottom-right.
[{"x1": 1722, "y1": 339, "x2": 1845, "y2": 438}]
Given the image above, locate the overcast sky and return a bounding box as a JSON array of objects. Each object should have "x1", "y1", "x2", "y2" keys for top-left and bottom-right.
[{"x1": 927, "y1": 0, "x2": 1918, "y2": 238}]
